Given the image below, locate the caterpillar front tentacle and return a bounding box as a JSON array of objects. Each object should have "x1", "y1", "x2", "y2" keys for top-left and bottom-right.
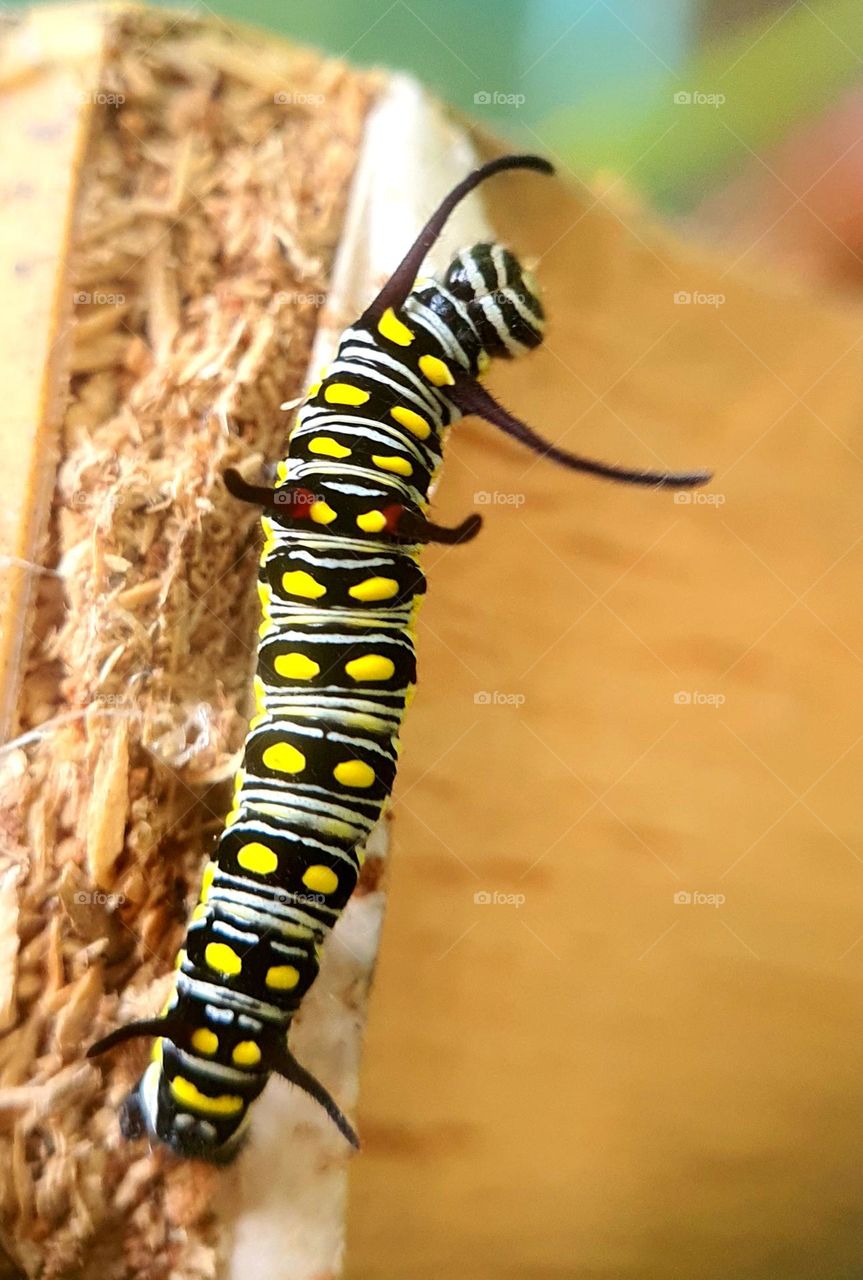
[{"x1": 447, "y1": 374, "x2": 712, "y2": 490}]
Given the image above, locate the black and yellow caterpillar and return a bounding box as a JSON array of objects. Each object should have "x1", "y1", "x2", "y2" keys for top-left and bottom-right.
[{"x1": 88, "y1": 154, "x2": 709, "y2": 1162}]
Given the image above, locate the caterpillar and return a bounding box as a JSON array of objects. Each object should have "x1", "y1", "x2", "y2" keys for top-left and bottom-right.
[{"x1": 88, "y1": 154, "x2": 709, "y2": 1162}]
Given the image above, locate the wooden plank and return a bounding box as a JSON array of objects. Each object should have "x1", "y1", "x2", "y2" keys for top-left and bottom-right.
[
  {"x1": 346, "y1": 160, "x2": 863, "y2": 1278},
  {"x1": 0, "y1": 8, "x2": 105, "y2": 738}
]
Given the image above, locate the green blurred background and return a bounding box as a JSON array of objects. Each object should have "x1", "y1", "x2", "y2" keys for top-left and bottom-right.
[
  {"x1": 27, "y1": 0, "x2": 863, "y2": 213},
  {"x1": 150, "y1": 0, "x2": 863, "y2": 213}
]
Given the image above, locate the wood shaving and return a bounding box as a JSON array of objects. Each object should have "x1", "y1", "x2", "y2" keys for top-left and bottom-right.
[{"x1": 0, "y1": 7, "x2": 375, "y2": 1277}]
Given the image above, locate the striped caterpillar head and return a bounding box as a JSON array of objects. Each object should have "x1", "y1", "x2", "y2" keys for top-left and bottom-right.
[{"x1": 442, "y1": 242, "x2": 545, "y2": 360}]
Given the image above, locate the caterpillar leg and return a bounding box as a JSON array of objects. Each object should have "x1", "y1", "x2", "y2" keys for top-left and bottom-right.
[
  {"x1": 448, "y1": 375, "x2": 712, "y2": 490},
  {"x1": 88, "y1": 1016, "x2": 359, "y2": 1152},
  {"x1": 87, "y1": 1016, "x2": 182, "y2": 1057},
  {"x1": 224, "y1": 467, "x2": 481, "y2": 545}
]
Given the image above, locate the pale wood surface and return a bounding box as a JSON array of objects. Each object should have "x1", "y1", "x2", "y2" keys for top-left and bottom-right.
[
  {"x1": 0, "y1": 9, "x2": 103, "y2": 736},
  {"x1": 345, "y1": 162, "x2": 863, "y2": 1279}
]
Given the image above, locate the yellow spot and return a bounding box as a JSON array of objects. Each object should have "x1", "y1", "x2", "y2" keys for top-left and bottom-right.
[
  {"x1": 282, "y1": 570, "x2": 326, "y2": 600},
  {"x1": 205, "y1": 942, "x2": 242, "y2": 977},
  {"x1": 200, "y1": 861, "x2": 217, "y2": 904},
  {"x1": 170, "y1": 1075, "x2": 244, "y2": 1117},
  {"x1": 345, "y1": 654, "x2": 395, "y2": 682},
  {"x1": 274, "y1": 652, "x2": 321, "y2": 680},
  {"x1": 334, "y1": 759, "x2": 376, "y2": 789},
  {"x1": 309, "y1": 436, "x2": 351, "y2": 459},
  {"x1": 262, "y1": 741, "x2": 306, "y2": 774},
  {"x1": 254, "y1": 674, "x2": 267, "y2": 714},
  {"x1": 174, "y1": 949, "x2": 187, "y2": 970},
  {"x1": 232, "y1": 1040, "x2": 262, "y2": 1068},
  {"x1": 151, "y1": 1037, "x2": 164, "y2": 1064},
  {"x1": 309, "y1": 500, "x2": 338, "y2": 525},
  {"x1": 303, "y1": 865, "x2": 339, "y2": 895},
  {"x1": 237, "y1": 842, "x2": 279, "y2": 876},
  {"x1": 306, "y1": 380, "x2": 321, "y2": 398},
  {"x1": 276, "y1": 460, "x2": 289, "y2": 482},
  {"x1": 390, "y1": 405, "x2": 431, "y2": 439},
  {"x1": 356, "y1": 510, "x2": 387, "y2": 534},
  {"x1": 477, "y1": 349, "x2": 491, "y2": 374},
  {"x1": 419, "y1": 354, "x2": 454, "y2": 386},
  {"x1": 191, "y1": 1028, "x2": 219, "y2": 1055},
  {"x1": 191, "y1": 903, "x2": 207, "y2": 923},
  {"x1": 349, "y1": 576, "x2": 399, "y2": 602},
  {"x1": 377, "y1": 307, "x2": 415, "y2": 346},
  {"x1": 372, "y1": 454, "x2": 413, "y2": 477},
  {"x1": 266, "y1": 964, "x2": 300, "y2": 990},
  {"x1": 257, "y1": 580, "x2": 272, "y2": 613},
  {"x1": 324, "y1": 382, "x2": 369, "y2": 407}
]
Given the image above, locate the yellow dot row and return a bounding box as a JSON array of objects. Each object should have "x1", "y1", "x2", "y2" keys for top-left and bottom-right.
[
  {"x1": 260, "y1": 740, "x2": 376, "y2": 789},
  {"x1": 234, "y1": 843, "x2": 340, "y2": 896},
  {"x1": 279, "y1": 570, "x2": 399, "y2": 602},
  {"x1": 273, "y1": 652, "x2": 395, "y2": 682},
  {"x1": 189, "y1": 1028, "x2": 262, "y2": 1068},
  {"x1": 307, "y1": 436, "x2": 415, "y2": 478},
  {"x1": 203, "y1": 940, "x2": 302, "y2": 992}
]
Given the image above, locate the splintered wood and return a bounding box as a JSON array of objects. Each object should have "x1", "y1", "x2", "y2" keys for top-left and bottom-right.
[{"x1": 0, "y1": 8, "x2": 373, "y2": 1277}]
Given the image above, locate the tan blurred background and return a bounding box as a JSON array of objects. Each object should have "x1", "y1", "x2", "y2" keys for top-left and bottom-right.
[{"x1": 346, "y1": 117, "x2": 863, "y2": 1280}]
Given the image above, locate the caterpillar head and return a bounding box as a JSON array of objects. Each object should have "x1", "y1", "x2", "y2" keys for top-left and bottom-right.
[{"x1": 443, "y1": 242, "x2": 545, "y2": 359}]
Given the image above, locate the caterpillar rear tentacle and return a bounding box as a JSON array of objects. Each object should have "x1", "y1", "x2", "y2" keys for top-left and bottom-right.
[{"x1": 89, "y1": 151, "x2": 710, "y2": 1163}]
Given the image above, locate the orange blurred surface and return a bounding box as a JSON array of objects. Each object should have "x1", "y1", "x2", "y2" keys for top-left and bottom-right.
[{"x1": 346, "y1": 158, "x2": 863, "y2": 1278}]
